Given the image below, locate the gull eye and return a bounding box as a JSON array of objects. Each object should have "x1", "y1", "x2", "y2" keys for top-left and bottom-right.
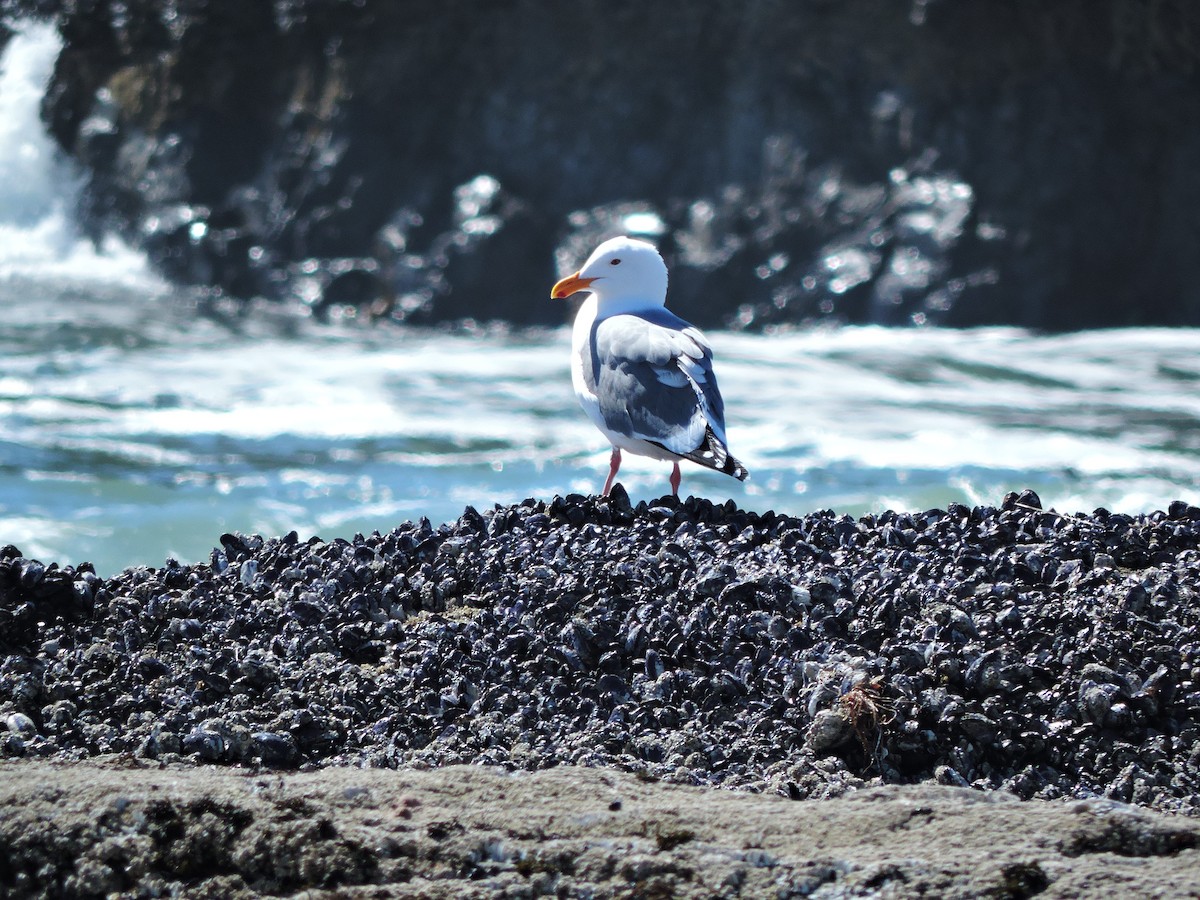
[{"x1": 610, "y1": 258, "x2": 621, "y2": 266}]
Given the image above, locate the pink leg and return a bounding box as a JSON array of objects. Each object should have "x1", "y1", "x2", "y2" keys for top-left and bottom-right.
[
  {"x1": 601, "y1": 447, "x2": 622, "y2": 496},
  {"x1": 669, "y1": 461, "x2": 681, "y2": 497}
]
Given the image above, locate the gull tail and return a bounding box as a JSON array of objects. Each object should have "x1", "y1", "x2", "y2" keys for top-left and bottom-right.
[{"x1": 678, "y1": 426, "x2": 750, "y2": 482}]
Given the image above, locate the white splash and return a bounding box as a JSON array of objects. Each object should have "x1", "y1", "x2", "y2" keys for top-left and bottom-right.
[{"x1": 0, "y1": 20, "x2": 159, "y2": 286}]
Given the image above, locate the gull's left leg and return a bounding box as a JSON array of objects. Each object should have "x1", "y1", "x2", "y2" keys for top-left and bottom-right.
[
  {"x1": 602, "y1": 447, "x2": 622, "y2": 497},
  {"x1": 669, "y1": 461, "x2": 681, "y2": 497}
]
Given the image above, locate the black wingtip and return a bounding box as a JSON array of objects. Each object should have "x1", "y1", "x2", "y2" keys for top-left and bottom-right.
[
  {"x1": 724, "y1": 453, "x2": 750, "y2": 482},
  {"x1": 676, "y1": 427, "x2": 750, "y2": 483}
]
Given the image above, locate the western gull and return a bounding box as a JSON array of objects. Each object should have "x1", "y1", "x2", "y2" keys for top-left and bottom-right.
[{"x1": 551, "y1": 235, "x2": 749, "y2": 497}]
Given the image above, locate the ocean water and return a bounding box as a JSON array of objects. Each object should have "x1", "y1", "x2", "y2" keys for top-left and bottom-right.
[{"x1": 2, "y1": 22, "x2": 1199, "y2": 576}]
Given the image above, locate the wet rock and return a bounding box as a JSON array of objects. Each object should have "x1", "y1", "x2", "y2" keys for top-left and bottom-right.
[
  {"x1": 807, "y1": 709, "x2": 853, "y2": 754},
  {"x1": 6, "y1": 713, "x2": 36, "y2": 739}
]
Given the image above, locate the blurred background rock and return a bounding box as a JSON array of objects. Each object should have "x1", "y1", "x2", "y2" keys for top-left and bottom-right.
[{"x1": 5, "y1": 0, "x2": 1199, "y2": 330}]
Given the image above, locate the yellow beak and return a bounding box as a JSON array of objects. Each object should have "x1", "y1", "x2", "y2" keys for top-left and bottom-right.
[{"x1": 550, "y1": 272, "x2": 598, "y2": 299}]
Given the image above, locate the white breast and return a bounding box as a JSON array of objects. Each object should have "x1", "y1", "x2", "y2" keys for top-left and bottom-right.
[{"x1": 570, "y1": 296, "x2": 606, "y2": 433}]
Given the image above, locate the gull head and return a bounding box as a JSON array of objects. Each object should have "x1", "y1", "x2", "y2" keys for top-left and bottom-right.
[{"x1": 551, "y1": 236, "x2": 668, "y2": 310}]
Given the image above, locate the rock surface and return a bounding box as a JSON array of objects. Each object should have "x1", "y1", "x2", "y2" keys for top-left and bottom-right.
[
  {"x1": 9, "y1": 0, "x2": 1200, "y2": 328},
  {"x1": 2, "y1": 489, "x2": 1199, "y2": 822},
  {"x1": 2, "y1": 759, "x2": 1199, "y2": 898}
]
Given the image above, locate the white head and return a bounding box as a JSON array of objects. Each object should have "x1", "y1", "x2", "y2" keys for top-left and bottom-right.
[{"x1": 551, "y1": 236, "x2": 668, "y2": 311}]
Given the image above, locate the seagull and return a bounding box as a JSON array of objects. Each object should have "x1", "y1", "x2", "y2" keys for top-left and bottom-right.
[{"x1": 551, "y1": 235, "x2": 749, "y2": 498}]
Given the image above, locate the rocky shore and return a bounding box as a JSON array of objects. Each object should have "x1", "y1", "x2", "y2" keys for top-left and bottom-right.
[
  {"x1": 2, "y1": 489, "x2": 1200, "y2": 894},
  {"x1": 2, "y1": 489, "x2": 1199, "y2": 799}
]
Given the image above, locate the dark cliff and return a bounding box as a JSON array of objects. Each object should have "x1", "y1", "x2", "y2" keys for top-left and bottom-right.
[{"x1": 8, "y1": 0, "x2": 1200, "y2": 329}]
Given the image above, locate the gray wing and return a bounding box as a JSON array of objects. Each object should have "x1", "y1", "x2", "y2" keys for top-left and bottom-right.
[{"x1": 587, "y1": 309, "x2": 728, "y2": 456}]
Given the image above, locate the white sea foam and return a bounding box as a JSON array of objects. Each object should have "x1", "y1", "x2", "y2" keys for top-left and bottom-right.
[
  {"x1": 4, "y1": 319, "x2": 1199, "y2": 573},
  {"x1": 0, "y1": 20, "x2": 160, "y2": 287},
  {"x1": 717, "y1": 327, "x2": 1200, "y2": 492}
]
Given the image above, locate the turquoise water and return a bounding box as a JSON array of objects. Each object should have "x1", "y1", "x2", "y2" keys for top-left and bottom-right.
[
  {"x1": 3, "y1": 272, "x2": 1198, "y2": 575},
  {"x1": 2, "y1": 22, "x2": 1198, "y2": 575}
]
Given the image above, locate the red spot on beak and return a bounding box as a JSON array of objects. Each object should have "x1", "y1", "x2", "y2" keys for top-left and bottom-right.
[{"x1": 551, "y1": 272, "x2": 598, "y2": 299}]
